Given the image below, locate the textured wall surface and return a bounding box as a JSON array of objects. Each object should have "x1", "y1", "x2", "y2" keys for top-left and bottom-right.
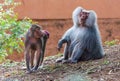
[{"x1": 14, "y1": 0, "x2": 120, "y2": 19}]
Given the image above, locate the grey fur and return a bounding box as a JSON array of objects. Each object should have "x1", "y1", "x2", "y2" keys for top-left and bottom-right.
[{"x1": 57, "y1": 7, "x2": 104, "y2": 63}]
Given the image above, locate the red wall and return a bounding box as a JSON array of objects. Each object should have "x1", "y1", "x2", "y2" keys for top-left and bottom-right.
[{"x1": 14, "y1": 0, "x2": 120, "y2": 19}]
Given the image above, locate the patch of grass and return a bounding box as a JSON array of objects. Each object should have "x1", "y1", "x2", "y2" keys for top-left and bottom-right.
[
  {"x1": 2, "y1": 60, "x2": 19, "y2": 68},
  {"x1": 42, "y1": 63, "x2": 65, "y2": 72},
  {"x1": 62, "y1": 73, "x2": 91, "y2": 81},
  {"x1": 102, "y1": 60, "x2": 110, "y2": 65},
  {"x1": 45, "y1": 53, "x2": 63, "y2": 60},
  {"x1": 104, "y1": 39, "x2": 119, "y2": 46},
  {"x1": 86, "y1": 67, "x2": 99, "y2": 74}
]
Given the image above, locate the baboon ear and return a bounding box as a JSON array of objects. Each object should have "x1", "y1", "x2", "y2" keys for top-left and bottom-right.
[
  {"x1": 30, "y1": 26, "x2": 34, "y2": 31},
  {"x1": 43, "y1": 30, "x2": 50, "y2": 38}
]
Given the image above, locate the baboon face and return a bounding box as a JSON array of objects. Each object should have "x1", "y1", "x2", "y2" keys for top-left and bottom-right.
[
  {"x1": 79, "y1": 10, "x2": 89, "y2": 26},
  {"x1": 30, "y1": 25, "x2": 43, "y2": 38}
]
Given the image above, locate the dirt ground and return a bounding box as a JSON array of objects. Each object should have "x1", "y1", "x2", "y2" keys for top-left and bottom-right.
[{"x1": 0, "y1": 44, "x2": 120, "y2": 81}]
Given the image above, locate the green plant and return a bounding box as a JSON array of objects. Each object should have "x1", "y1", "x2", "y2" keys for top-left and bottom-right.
[
  {"x1": 104, "y1": 39, "x2": 119, "y2": 46},
  {"x1": 0, "y1": 0, "x2": 32, "y2": 62},
  {"x1": 2, "y1": 60, "x2": 18, "y2": 68},
  {"x1": 103, "y1": 60, "x2": 110, "y2": 65}
]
